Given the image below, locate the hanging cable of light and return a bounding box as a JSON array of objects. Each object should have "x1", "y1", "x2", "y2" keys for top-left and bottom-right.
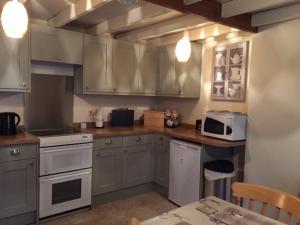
[
  {"x1": 1, "y1": 0, "x2": 29, "y2": 38},
  {"x1": 175, "y1": 30, "x2": 192, "y2": 62}
]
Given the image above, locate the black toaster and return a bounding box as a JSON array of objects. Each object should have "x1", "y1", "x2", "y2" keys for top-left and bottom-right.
[{"x1": 111, "y1": 109, "x2": 134, "y2": 127}]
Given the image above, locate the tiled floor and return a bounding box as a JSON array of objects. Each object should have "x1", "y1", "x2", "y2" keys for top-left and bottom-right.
[{"x1": 41, "y1": 192, "x2": 177, "y2": 225}]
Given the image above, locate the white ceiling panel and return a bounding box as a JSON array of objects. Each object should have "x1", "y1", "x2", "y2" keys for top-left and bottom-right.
[{"x1": 69, "y1": 0, "x2": 145, "y2": 27}]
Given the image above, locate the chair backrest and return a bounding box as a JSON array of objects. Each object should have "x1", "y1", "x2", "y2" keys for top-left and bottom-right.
[
  {"x1": 232, "y1": 182, "x2": 300, "y2": 224},
  {"x1": 129, "y1": 217, "x2": 140, "y2": 225}
]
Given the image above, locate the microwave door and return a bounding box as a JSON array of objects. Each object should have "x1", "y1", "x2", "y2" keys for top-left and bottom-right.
[{"x1": 203, "y1": 117, "x2": 226, "y2": 135}]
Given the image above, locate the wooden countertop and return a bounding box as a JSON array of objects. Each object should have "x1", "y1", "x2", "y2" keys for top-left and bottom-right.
[
  {"x1": 0, "y1": 132, "x2": 40, "y2": 147},
  {"x1": 0, "y1": 125, "x2": 246, "y2": 148},
  {"x1": 82, "y1": 125, "x2": 246, "y2": 148}
]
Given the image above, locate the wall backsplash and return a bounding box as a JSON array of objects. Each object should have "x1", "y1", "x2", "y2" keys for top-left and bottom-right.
[
  {"x1": 73, "y1": 94, "x2": 157, "y2": 122},
  {"x1": 0, "y1": 93, "x2": 25, "y2": 125}
]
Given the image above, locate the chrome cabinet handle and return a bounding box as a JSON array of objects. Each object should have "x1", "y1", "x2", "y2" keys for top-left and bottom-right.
[
  {"x1": 105, "y1": 139, "x2": 112, "y2": 145},
  {"x1": 135, "y1": 136, "x2": 141, "y2": 142},
  {"x1": 10, "y1": 149, "x2": 20, "y2": 156},
  {"x1": 22, "y1": 82, "x2": 26, "y2": 87}
]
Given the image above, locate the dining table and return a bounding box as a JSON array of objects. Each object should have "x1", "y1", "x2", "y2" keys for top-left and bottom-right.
[{"x1": 141, "y1": 196, "x2": 285, "y2": 225}]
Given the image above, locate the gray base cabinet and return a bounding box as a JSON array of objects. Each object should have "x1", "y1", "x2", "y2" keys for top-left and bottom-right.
[
  {"x1": 93, "y1": 135, "x2": 154, "y2": 196},
  {"x1": 93, "y1": 148, "x2": 122, "y2": 195},
  {"x1": 0, "y1": 144, "x2": 37, "y2": 222},
  {"x1": 153, "y1": 134, "x2": 170, "y2": 188},
  {"x1": 123, "y1": 145, "x2": 153, "y2": 187},
  {"x1": 154, "y1": 145, "x2": 169, "y2": 188}
]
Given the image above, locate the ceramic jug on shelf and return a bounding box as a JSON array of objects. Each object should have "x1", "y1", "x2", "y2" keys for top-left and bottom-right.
[
  {"x1": 215, "y1": 53, "x2": 225, "y2": 67},
  {"x1": 230, "y1": 67, "x2": 242, "y2": 80},
  {"x1": 230, "y1": 53, "x2": 242, "y2": 65}
]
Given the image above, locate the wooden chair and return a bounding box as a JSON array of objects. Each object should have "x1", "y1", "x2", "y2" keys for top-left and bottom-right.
[
  {"x1": 232, "y1": 182, "x2": 300, "y2": 224},
  {"x1": 129, "y1": 217, "x2": 140, "y2": 225}
]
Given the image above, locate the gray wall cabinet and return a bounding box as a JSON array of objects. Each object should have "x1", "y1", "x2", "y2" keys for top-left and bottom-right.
[
  {"x1": 31, "y1": 24, "x2": 83, "y2": 65},
  {"x1": 76, "y1": 35, "x2": 113, "y2": 94},
  {"x1": 0, "y1": 144, "x2": 37, "y2": 221},
  {"x1": 0, "y1": 28, "x2": 30, "y2": 92},
  {"x1": 93, "y1": 148, "x2": 123, "y2": 195},
  {"x1": 75, "y1": 34, "x2": 200, "y2": 98},
  {"x1": 158, "y1": 43, "x2": 202, "y2": 98},
  {"x1": 112, "y1": 40, "x2": 140, "y2": 94},
  {"x1": 123, "y1": 145, "x2": 154, "y2": 187},
  {"x1": 139, "y1": 45, "x2": 159, "y2": 95},
  {"x1": 158, "y1": 45, "x2": 178, "y2": 96}
]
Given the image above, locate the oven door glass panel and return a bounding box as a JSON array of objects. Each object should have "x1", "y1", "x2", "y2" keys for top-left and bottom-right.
[
  {"x1": 52, "y1": 179, "x2": 82, "y2": 204},
  {"x1": 204, "y1": 117, "x2": 225, "y2": 135}
]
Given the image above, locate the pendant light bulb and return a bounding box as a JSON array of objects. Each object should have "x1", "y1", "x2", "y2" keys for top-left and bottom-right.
[
  {"x1": 175, "y1": 32, "x2": 191, "y2": 62},
  {"x1": 1, "y1": 0, "x2": 29, "y2": 38}
]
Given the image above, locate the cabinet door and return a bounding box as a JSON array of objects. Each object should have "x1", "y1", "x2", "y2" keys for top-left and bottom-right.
[
  {"x1": 83, "y1": 35, "x2": 113, "y2": 93},
  {"x1": 123, "y1": 145, "x2": 153, "y2": 187},
  {"x1": 158, "y1": 45, "x2": 177, "y2": 95},
  {"x1": 0, "y1": 159, "x2": 37, "y2": 219},
  {"x1": 175, "y1": 43, "x2": 202, "y2": 98},
  {"x1": 112, "y1": 40, "x2": 139, "y2": 94},
  {"x1": 154, "y1": 145, "x2": 169, "y2": 188},
  {"x1": 139, "y1": 45, "x2": 158, "y2": 95},
  {"x1": 0, "y1": 29, "x2": 30, "y2": 91},
  {"x1": 93, "y1": 149, "x2": 122, "y2": 195},
  {"x1": 31, "y1": 24, "x2": 83, "y2": 65}
]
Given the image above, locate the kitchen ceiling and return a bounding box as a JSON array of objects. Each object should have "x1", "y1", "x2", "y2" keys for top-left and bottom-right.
[{"x1": 69, "y1": 0, "x2": 145, "y2": 28}]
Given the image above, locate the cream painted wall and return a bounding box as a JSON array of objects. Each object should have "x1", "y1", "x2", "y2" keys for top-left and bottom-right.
[
  {"x1": 158, "y1": 36, "x2": 250, "y2": 125},
  {"x1": 246, "y1": 18, "x2": 300, "y2": 196},
  {"x1": 0, "y1": 93, "x2": 25, "y2": 125},
  {"x1": 73, "y1": 94, "x2": 157, "y2": 122}
]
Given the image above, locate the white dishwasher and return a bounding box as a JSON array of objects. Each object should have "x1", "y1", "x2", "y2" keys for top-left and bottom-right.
[{"x1": 169, "y1": 139, "x2": 201, "y2": 206}]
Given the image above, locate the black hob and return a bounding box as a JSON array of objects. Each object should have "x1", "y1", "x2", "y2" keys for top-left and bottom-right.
[{"x1": 30, "y1": 128, "x2": 80, "y2": 137}]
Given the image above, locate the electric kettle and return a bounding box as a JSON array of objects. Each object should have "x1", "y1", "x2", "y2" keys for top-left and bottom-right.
[{"x1": 0, "y1": 112, "x2": 20, "y2": 135}]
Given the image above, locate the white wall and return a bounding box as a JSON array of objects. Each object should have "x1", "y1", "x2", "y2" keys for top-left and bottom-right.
[
  {"x1": 246, "y1": 18, "x2": 300, "y2": 196},
  {"x1": 0, "y1": 93, "x2": 156, "y2": 125},
  {"x1": 0, "y1": 93, "x2": 25, "y2": 124},
  {"x1": 73, "y1": 94, "x2": 157, "y2": 122}
]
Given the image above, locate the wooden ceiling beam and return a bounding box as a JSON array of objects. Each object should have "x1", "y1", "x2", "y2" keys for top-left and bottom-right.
[
  {"x1": 144, "y1": 0, "x2": 258, "y2": 33},
  {"x1": 48, "y1": 0, "x2": 109, "y2": 27}
]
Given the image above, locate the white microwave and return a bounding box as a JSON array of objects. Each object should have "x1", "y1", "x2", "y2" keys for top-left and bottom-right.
[{"x1": 201, "y1": 111, "x2": 247, "y2": 141}]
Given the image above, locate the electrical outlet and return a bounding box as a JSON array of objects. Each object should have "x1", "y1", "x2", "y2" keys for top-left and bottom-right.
[{"x1": 80, "y1": 122, "x2": 87, "y2": 129}]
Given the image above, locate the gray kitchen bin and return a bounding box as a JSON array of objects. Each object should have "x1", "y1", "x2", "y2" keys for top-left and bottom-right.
[{"x1": 204, "y1": 160, "x2": 235, "y2": 201}]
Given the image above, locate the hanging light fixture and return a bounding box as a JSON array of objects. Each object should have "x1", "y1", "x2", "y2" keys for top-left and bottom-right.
[
  {"x1": 1, "y1": 0, "x2": 29, "y2": 38},
  {"x1": 175, "y1": 31, "x2": 191, "y2": 62}
]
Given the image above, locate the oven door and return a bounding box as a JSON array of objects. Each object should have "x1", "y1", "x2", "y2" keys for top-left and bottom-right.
[
  {"x1": 39, "y1": 168, "x2": 92, "y2": 218},
  {"x1": 40, "y1": 143, "x2": 92, "y2": 176}
]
